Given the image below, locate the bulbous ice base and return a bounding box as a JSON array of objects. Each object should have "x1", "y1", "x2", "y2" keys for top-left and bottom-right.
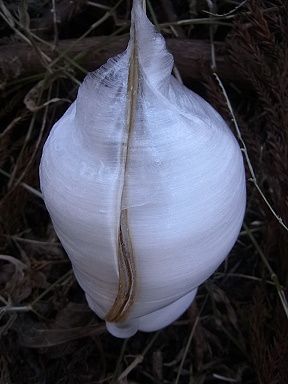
[{"x1": 106, "y1": 288, "x2": 198, "y2": 338}]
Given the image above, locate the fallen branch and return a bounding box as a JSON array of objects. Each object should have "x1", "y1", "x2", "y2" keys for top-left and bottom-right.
[{"x1": 0, "y1": 35, "x2": 242, "y2": 83}]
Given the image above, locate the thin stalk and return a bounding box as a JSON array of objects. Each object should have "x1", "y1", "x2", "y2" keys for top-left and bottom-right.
[{"x1": 105, "y1": 1, "x2": 142, "y2": 322}]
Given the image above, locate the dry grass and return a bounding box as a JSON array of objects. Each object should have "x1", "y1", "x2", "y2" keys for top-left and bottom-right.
[{"x1": 0, "y1": 0, "x2": 287, "y2": 383}]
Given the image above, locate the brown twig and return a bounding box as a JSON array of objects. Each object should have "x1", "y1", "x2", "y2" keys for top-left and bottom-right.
[{"x1": 159, "y1": 0, "x2": 185, "y2": 37}]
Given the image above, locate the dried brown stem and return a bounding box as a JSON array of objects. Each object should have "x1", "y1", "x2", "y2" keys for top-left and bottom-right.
[{"x1": 105, "y1": 23, "x2": 139, "y2": 322}]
